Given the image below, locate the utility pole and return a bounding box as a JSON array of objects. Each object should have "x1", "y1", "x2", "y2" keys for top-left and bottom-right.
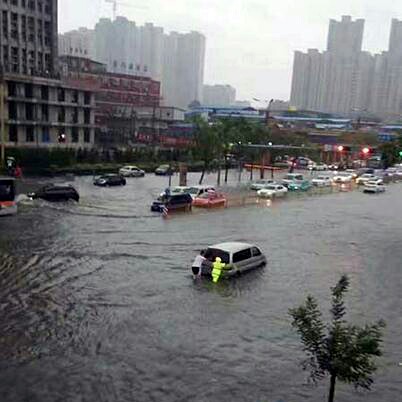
[{"x1": 0, "y1": 76, "x2": 5, "y2": 168}]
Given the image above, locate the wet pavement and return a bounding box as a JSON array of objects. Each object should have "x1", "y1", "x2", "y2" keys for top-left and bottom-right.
[{"x1": 0, "y1": 171, "x2": 401, "y2": 402}]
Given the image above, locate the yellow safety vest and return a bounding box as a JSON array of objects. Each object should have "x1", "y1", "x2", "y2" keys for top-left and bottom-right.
[{"x1": 212, "y1": 260, "x2": 226, "y2": 283}]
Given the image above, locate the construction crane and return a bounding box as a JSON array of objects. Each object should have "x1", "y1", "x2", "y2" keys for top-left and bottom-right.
[{"x1": 105, "y1": 0, "x2": 147, "y2": 20}]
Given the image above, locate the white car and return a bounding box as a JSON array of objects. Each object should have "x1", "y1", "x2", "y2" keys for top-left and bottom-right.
[
  {"x1": 119, "y1": 165, "x2": 145, "y2": 177},
  {"x1": 281, "y1": 173, "x2": 305, "y2": 187},
  {"x1": 257, "y1": 184, "x2": 288, "y2": 198},
  {"x1": 310, "y1": 163, "x2": 328, "y2": 171},
  {"x1": 363, "y1": 180, "x2": 386, "y2": 193},
  {"x1": 250, "y1": 179, "x2": 275, "y2": 191},
  {"x1": 312, "y1": 175, "x2": 332, "y2": 187},
  {"x1": 333, "y1": 172, "x2": 353, "y2": 183},
  {"x1": 345, "y1": 169, "x2": 358, "y2": 179},
  {"x1": 356, "y1": 174, "x2": 377, "y2": 185}
]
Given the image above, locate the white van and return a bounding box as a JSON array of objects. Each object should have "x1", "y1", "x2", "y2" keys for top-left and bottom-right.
[{"x1": 201, "y1": 242, "x2": 266, "y2": 277}]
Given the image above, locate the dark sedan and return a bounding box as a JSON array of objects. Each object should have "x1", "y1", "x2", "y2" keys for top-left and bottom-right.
[
  {"x1": 28, "y1": 184, "x2": 79, "y2": 202},
  {"x1": 93, "y1": 174, "x2": 126, "y2": 187}
]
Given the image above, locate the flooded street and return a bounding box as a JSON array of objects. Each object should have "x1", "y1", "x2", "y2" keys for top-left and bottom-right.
[{"x1": 1, "y1": 172, "x2": 402, "y2": 402}]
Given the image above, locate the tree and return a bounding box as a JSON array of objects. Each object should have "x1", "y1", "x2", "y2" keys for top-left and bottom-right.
[
  {"x1": 193, "y1": 118, "x2": 219, "y2": 184},
  {"x1": 289, "y1": 275, "x2": 385, "y2": 402}
]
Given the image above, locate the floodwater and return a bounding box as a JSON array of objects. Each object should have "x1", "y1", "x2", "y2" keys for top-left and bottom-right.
[{"x1": 0, "y1": 171, "x2": 402, "y2": 402}]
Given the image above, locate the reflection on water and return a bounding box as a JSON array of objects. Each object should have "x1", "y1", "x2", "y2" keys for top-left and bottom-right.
[{"x1": 1, "y1": 174, "x2": 402, "y2": 402}]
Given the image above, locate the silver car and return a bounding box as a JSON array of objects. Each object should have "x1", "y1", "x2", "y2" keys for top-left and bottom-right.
[{"x1": 202, "y1": 242, "x2": 266, "y2": 277}]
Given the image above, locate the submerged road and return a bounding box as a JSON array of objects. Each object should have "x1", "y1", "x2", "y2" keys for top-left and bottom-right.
[{"x1": 0, "y1": 171, "x2": 401, "y2": 402}]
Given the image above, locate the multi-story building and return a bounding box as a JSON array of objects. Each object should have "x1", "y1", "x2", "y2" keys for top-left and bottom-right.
[
  {"x1": 58, "y1": 27, "x2": 94, "y2": 59},
  {"x1": 0, "y1": 0, "x2": 58, "y2": 75},
  {"x1": 370, "y1": 19, "x2": 402, "y2": 117},
  {"x1": 60, "y1": 55, "x2": 185, "y2": 148},
  {"x1": 290, "y1": 16, "x2": 402, "y2": 118},
  {"x1": 290, "y1": 16, "x2": 374, "y2": 115},
  {"x1": 202, "y1": 84, "x2": 236, "y2": 106},
  {"x1": 0, "y1": 0, "x2": 97, "y2": 148},
  {"x1": 59, "y1": 18, "x2": 206, "y2": 110},
  {"x1": 3, "y1": 73, "x2": 96, "y2": 147}
]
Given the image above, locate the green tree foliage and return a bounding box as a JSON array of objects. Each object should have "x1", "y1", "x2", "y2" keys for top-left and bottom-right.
[
  {"x1": 289, "y1": 275, "x2": 385, "y2": 402},
  {"x1": 379, "y1": 137, "x2": 402, "y2": 168}
]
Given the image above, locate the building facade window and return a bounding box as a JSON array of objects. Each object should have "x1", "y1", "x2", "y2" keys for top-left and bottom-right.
[
  {"x1": 84, "y1": 92, "x2": 90, "y2": 105},
  {"x1": 9, "y1": 101, "x2": 17, "y2": 119},
  {"x1": 41, "y1": 104, "x2": 48, "y2": 121},
  {"x1": 9, "y1": 125, "x2": 18, "y2": 142},
  {"x1": 26, "y1": 126, "x2": 34, "y2": 142},
  {"x1": 72, "y1": 127, "x2": 79, "y2": 143},
  {"x1": 41, "y1": 85, "x2": 48, "y2": 100},
  {"x1": 41, "y1": 130, "x2": 50, "y2": 143},
  {"x1": 84, "y1": 128, "x2": 90, "y2": 143},
  {"x1": 84, "y1": 109, "x2": 90, "y2": 124}
]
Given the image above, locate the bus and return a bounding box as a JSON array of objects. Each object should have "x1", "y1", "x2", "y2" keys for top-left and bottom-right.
[{"x1": 0, "y1": 177, "x2": 17, "y2": 216}]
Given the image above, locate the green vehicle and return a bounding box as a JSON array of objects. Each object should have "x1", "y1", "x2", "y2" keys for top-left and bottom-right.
[{"x1": 288, "y1": 180, "x2": 312, "y2": 191}]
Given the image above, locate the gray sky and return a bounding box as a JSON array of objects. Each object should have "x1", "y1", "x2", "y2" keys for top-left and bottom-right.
[{"x1": 59, "y1": 0, "x2": 401, "y2": 102}]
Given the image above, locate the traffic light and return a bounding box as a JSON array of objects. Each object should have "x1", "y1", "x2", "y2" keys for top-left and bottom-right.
[
  {"x1": 337, "y1": 145, "x2": 344, "y2": 152},
  {"x1": 399, "y1": 150, "x2": 402, "y2": 157},
  {"x1": 362, "y1": 147, "x2": 370, "y2": 155},
  {"x1": 58, "y1": 133, "x2": 66, "y2": 143}
]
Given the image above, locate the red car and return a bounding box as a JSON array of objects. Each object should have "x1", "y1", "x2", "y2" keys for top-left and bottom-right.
[{"x1": 192, "y1": 191, "x2": 227, "y2": 208}]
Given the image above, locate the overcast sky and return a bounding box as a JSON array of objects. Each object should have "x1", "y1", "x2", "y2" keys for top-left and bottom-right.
[{"x1": 59, "y1": 0, "x2": 401, "y2": 102}]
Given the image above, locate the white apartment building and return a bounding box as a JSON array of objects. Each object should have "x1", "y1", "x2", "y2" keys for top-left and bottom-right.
[
  {"x1": 290, "y1": 16, "x2": 402, "y2": 118},
  {"x1": 58, "y1": 27, "x2": 94, "y2": 59},
  {"x1": 203, "y1": 84, "x2": 236, "y2": 106},
  {"x1": 59, "y1": 18, "x2": 206, "y2": 109}
]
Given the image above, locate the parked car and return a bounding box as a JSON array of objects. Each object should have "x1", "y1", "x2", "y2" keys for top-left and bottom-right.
[
  {"x1": 93, "y1": 174, "x2": 126, "y2": 186},
  {"x1": 200, "y1": 242, "x2": 267, "y2": 277},
  {"x1": 185, "y1": 185, "x2": 216, "y2": 199},
  {"x1": 333, "y1": 172, "x2": 353, "y2": 183},
  {"x1": 192, "y1": 191, "x2": 227, "y2": 208},
  {"x1": 357, "y1": 168, "x2": 375, "y2": 176},
  {"x1": 281, "y1": 173, "x2": 305, "y2": 187},
  {"x1": 257, "y1": 184, "x2": 288, "y2": 198},
  {"x1": 155, "y1": 164, "x2": 172, "y2": 176},
  {"x1": 119, "y1": 165, "x2": 145, "y2": 177},
  {"x1": 356, "y1": 174, "x2": 377, "y2": 185},
  {"x1": 345, "y1": 169, "x2": 358, "y2": 179},
  {"x1": 250, "y1": 179, "x2": 275, "y2": 191},
  {"x1": 28, "y1": 184, "x2": 79, "y2": 202},
  {"x1": 312, "y1": 175, "x2": 333, "y2": 187},
  {"x1": 363, "y1": 181, "x2": 386, "y2": 193},
  {"x1": 288, "y1": 180, "x2": 312, "y2": 191},
  {"x1": 309, "y1": 163, "x2": 328, "y2": 171},
  {"x1": 151, "y1": 193, "x2": 193, "y2": 213}
]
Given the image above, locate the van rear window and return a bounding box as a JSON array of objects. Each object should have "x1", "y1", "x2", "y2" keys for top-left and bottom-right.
[
  {"x1": 233, "y1": 248, "x2": 252, "y2": 263},
  {"x1": 204, "y1": 248, "x2": 230, "y2": 264}
]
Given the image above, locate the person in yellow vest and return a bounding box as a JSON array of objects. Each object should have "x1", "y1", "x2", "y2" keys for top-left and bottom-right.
[{"x1": 211, "y1": 257, "x2": 225, "y2": 283}]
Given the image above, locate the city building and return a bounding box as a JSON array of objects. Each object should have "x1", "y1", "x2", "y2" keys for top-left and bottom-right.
[
  {"x1": 202, "y1": 84, "x2": 236, "y2": 106},
  {"x1": 370, "y1": 19, "x2": 402, "y2": 118},
  {"x1": 60, "y1": 55, "x2": 185, "y2": 148},
  {"x1": 290, "y1": 16, "x2": 402, "y2": 118},
  {"x1": 1, "y1": 0, "x2": 58, "y2": 75},
  {"x1": 58, "y1": 27, "x2": 94, "y2": 59},
  {"x1": 59, "y1": 18, "x2": 206, "y2": 110},
  {"x1": 0, "y1": 0, "x2": 97, "y2": 148},
  {"x1": 3, "y1": 73, "x2": 96, "y2": 148},
  {"x1": 290, "y1": 16, "x2": 373, "y2": 115}
]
